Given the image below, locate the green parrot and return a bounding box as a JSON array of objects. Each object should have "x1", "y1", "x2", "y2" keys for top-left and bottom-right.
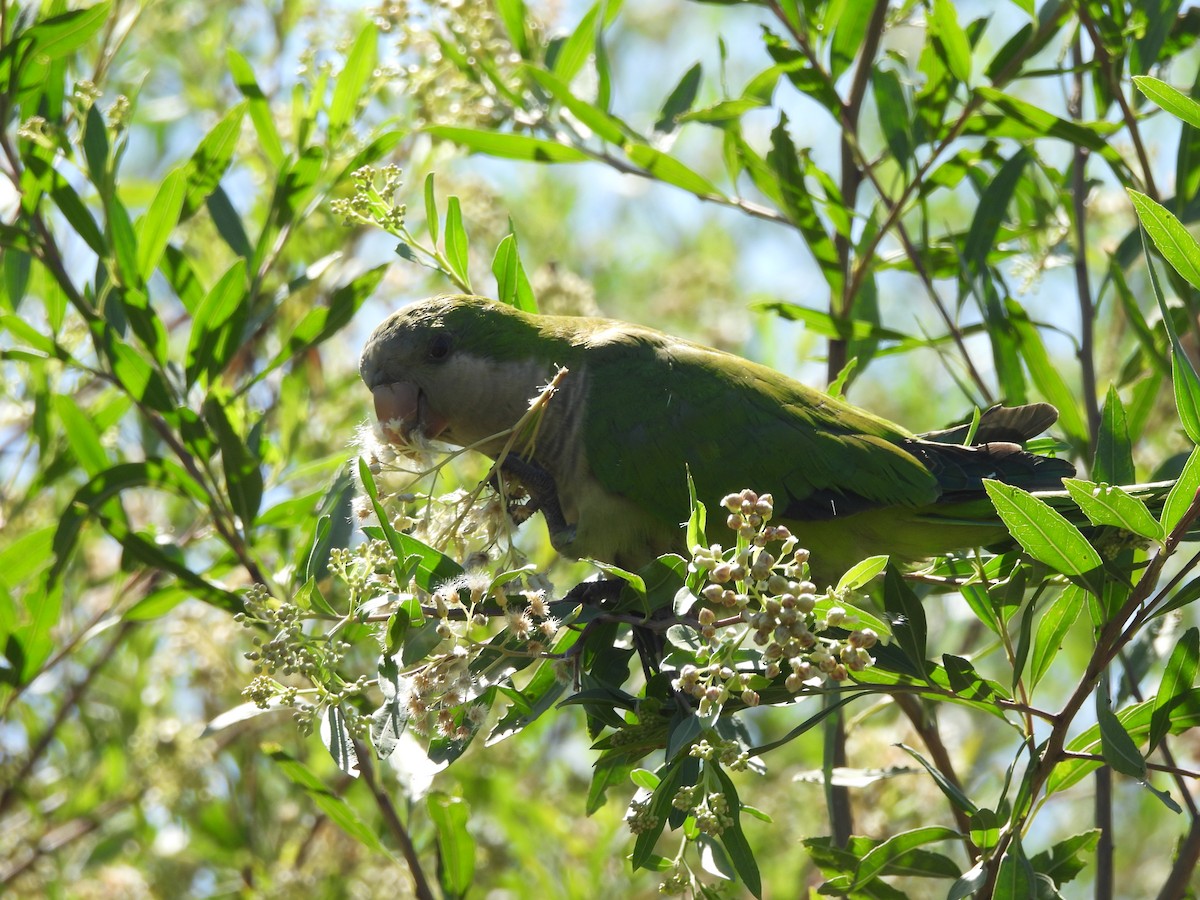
[{"x1": 359, "y1": 295, "x2": 1076, "y2": 582}]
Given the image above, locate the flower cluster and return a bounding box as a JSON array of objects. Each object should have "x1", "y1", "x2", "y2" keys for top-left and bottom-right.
[
  {"x1": 626, "y1": 796, "x2": 660, "y2": 836},
  {"x1": 235, "y1": 584, "x2": 372, "y2": 735},
  {"x1": 682, "y1": 489, "x2": 878, "y2": 698},
  {"x1": 688, "y1": 737, "x2": 750, "y2": 772},
  {"x1": 331, "y1": 164, "x2": 406, "y2": 230},
  {"x1": 674, "y1": 661, "x2": 760, "y2": 716},
  {"x1": 671, "y1": 785, "x2": 733, "y2": 836}
]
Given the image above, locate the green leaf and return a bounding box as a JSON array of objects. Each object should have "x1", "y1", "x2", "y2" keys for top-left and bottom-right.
[
  {"x1": 1161, "y1": 447, "x2": 1200, "y2": 534},
  {"x1": 931, "y1": 0, "x2": 973, "y2": 83},
  {"x1": 357, "y1": 458, "x2": 464, "y2": 591},
  {"x1": 444, "y1": 196, "x2": 471, "y2": 289},
  {"x1": 263, "y1": 265, "x2": 386, "y2": 379},
  {"x1": 625, "y1": 143, "x2": 720, "y2": 195},
  {"x1": 136, "y1": 168, "x2": 188, "y2": 283},
  {"x1": 553, "y1": 3, "x2": 601, "y2": 83},
  {"x1": 1007, "y1": 301, "x2": 1089, "y2": 448},
  {"x1": 709, "y1": 766, "x2": 762, "y2": 897},
  {"x1": 1030, "y1": 586, "x2": 1084, "y2": 689},
  {"x1": 1096, "y1": 694, "x2": 1147, "y2": 779},
  {"x1": 963, "y1": 149, "x2": 1029, "y2": 280},
  {"x1": 1150, "y1": 627, "x2": 1199, "y2": 750},
  {"x1": 50, "y1": 460, "x2": 212, "y2": 588},
  {"x1": 181, "y1": 102, "x2": 246, "y2": 221},
  {"x1": 491, "y1": 233, "x2": 537, "y2": 312},
  {"x1": 1062, "y1": 479, "x2": 1164, "y2": 541},
  {"x1": 848, "y1": 826, "x2": 962, "y2": 890},
  {"x1": 495, "y1": 0, "x2": 529, "y2": 57},
  {"x1": 428, "y1": 793, "x2": 475, "y2": 898},
  {"x1": 1134, "y1": 75, "x2": 1200, "y2": 129},
  {"x1": 268, "y1": 746, "x2": 389, "y2": 854},
  {"x1": 524, "y1": 66, "x2": 629, "y2": 144},
  {"x1": 23, "y1": 155, "x2": 106, "y2": 255},
  {"x1": 984, "y1": 480, "x2": 1104, "y2": 593},
  {"x1": 330, "y1": 22, "x2": 377, "y2": 135},
  {"x1": 186, "y1": 260, "x2": 249, "y2": 388},
  {"x1": 53, "y1": 395, "x2": 109, "y2": 477},
  {"x1": 424, "y1": 172, "x2": 439, "y2": 243},
  {"x1": 23, "y1": 3, "x2": 112, "y2": 61},
  {"x1": 321, "y1": 705, "x2": 360, "y2": 776},
  {"x1": 1133, "y1": 213, "x2": 1200, "y2": 444},
  {"x1": 766, "y1": 115, "x2": 842, "y2": 297},
  {"x1": 829, "y1": 0, "x2": 873, "y2": 81},
  {"x1": 1029, "y1": 830, "x2": 1101, "y2": 889},
  {"x1": 227, "y1": 48, "x2": 284, "y2": 167},
  {"x1": 1050, "y1": 689, "x2": 1200, "y2": 793},
  {"x1": 872, "y1": 68, "x2": 912, "y2": 165},
  {"x1": 654, "y1": 62, "x2": 702, "y2": 135},
  {"x1": 882, "y1": 565, "x2": 928, "y2": 678},
  {"x1": 203, "y1": 393, "x2": 264, "y2": 528},
  {"x1": 1129, "y1": 189, "x2": 1200, "y2": 291},
  {"x1": 1093, "y1": 385, "x2": 1134, "y2": 485},
  {"x1": 836, "y1": 555, "x2": 889, "y2": 592}
]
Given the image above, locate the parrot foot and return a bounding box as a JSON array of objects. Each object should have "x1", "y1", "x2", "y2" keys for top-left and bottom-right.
[{"x1": 495, "y1": 452, "x2": 575, "y2": 547}]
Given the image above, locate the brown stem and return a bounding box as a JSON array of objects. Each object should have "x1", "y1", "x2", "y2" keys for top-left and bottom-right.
[
  {"x1": 352, "y1": 738, "x2": 436, "y2": 900},
  {"x1": 1069, "y1": 38, "x2": 1101, "y2": 449},
  {"x1": 1157, "y1": 816, "x2": 1200, "y2": 900},
  {"x1": 1076, "y1": 8, "x2": 1157, "y2": 199},
  {"x1": 827, "y1": 0, "x2": 889, "y2": 387}
]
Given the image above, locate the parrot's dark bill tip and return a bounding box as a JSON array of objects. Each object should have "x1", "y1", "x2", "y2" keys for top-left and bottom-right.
[{"x1": 372, "y1": 381, "x2": 448, "y2": 445}]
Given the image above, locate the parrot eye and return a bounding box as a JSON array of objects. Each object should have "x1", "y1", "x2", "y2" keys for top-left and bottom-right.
[{"x1": 427, "y1": 331, "x2": 452, "y2": 362}]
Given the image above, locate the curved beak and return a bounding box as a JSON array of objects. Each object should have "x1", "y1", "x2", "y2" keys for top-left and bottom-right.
[{"x1": 371, "y1": 382, "x2": 449, "y2": 444}]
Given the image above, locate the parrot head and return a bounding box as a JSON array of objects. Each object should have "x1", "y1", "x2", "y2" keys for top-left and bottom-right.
[{"x1": 358, "y1": 295, "x2": 565, "y2": 455}]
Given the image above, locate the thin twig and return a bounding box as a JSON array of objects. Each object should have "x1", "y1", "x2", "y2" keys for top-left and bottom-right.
[{"x1": 352, "y1": 738, "x2": 436, "y2": 900}]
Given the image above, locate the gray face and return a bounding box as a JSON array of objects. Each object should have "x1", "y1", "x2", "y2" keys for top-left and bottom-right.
[{"x1": 359, "y1": 300, "x2": 551, "y2": 454}]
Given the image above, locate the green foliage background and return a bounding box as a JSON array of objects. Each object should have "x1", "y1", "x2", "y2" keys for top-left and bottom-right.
[{"x1": 4, "y1": 0, "x2": 1200, "y2": 897}]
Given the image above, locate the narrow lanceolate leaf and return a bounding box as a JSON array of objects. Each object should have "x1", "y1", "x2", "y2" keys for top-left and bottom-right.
[
  {"x1": 267, "y1": 747, "x2": 388, "y2": 854},
  {"x1": 1130, "y1": 189, "x2": 1200, "y2": 292},
  {"x1": 227, "y1": 48, "x2": 284, "y2": 167},
  {"x1": 1093, "y1": 385, "x2": 1134, "y2": 485},
  {"x1": 930, "y1": 0, "x2": 973, "y2": 83},
  {"x1": 1096, "y1": 695, "x2": 1147, "y2": 779},
  {"x1": 625, "y1": 144, "x2": 719, "y2": 195},
  {"x1": 836, "y1": 555, "x2": 889, "y2": 592},
  {"x1": 181, "y1": 102, "x2": 246, "y2": 220},
  {"x1": 426, "y1": 126, "x2": 590, "y2": 163},
  {"x1": 1062, "y1": 479, "x2": 1164, "y2": 542},
  {"x1": 321, "y1": 705, "x2": 360, "y2": 776},
  {"x1": 1030, "y1": 586, "x2": 1085, "y2": 689},
  {"x1": 1134, "y1": 75, "x2": 1200, "y2": 130},
  {"x1": 1149, "y1": 627, "x2": 1199, "y2": 750},
  {"x1": 186, "y1": 260, "x2": 249, "y2": 388},
  {"x1": 424, "y1": 172, "x2": 440, "y2": 243},
  {"x1": 524, "y1": 66, "x2": 629, "y2": 144},
  {"x1": 329, "y1": 22, "x2": 376, "y2": 135},
  {"x1": 1135, "y1": 218, "x2": 1200, "y2": 444},
  {"x1": 552, "y1": 2, "x2": 601, "y2": 83},
  {"x1": 443, "y1": 196, "x2": 471, "y2": 289},
  {"x1": 1162, "y1": 447, "x2": 1200, "y2": 534},
  {"x1": 491, "y1": 233, "x2": 537, "y2": 312},
  {"x1": 427, "y1": 793, "x2": 476, "y2": 897},
  {"x1": 653, "y1": 62, "x2": 702, "y2": 135},
  {"x1": 137, "y1": 167, "x2": 188, "y2": 283},
  {"x1": 983, "y1": 481, "x2": 1104, "y2": 593}
]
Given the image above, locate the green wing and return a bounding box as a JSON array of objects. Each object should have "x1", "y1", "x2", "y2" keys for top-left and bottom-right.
[{"x1": 581, "y1": 330, "x2": 942, "y2": 528}]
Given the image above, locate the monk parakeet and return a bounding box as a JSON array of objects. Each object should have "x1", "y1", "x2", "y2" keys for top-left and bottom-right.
[{"x1": 359, "y1": 295, "x2": 1074, "y2": 580}]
